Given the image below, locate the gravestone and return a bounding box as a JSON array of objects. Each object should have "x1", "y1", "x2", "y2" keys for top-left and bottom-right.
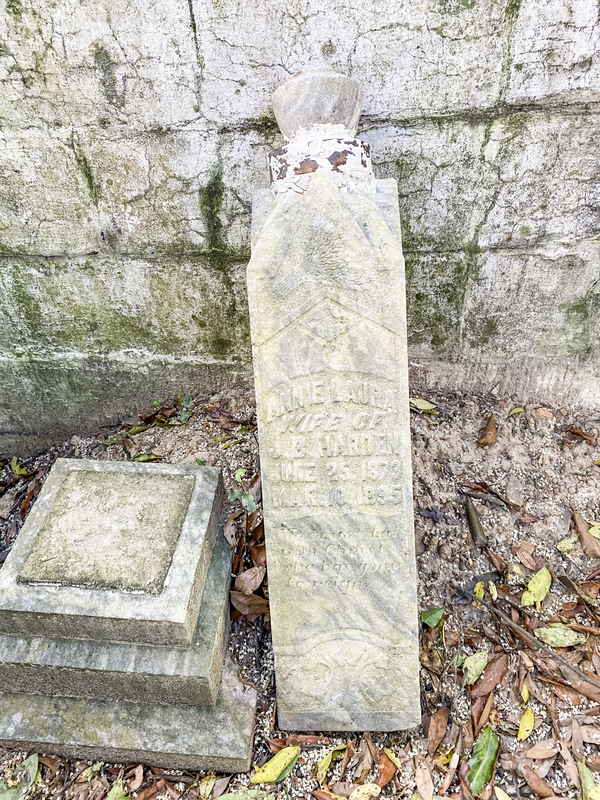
[
  {"x1": 247, "y1": 65, "x2": 420, "y2": 731},
  {"x1": 0, "y1": 458, "x2": 256, "y2": 771}
]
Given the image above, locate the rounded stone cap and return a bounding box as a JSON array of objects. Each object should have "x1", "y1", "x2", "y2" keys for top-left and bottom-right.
[{"x1": 273, "y1": 65, "x2": 363, "y2": 140}]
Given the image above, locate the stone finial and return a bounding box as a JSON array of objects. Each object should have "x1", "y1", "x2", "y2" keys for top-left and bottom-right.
[{"x1": 273, "y1": 64, "x2": 363, "y2": 140}]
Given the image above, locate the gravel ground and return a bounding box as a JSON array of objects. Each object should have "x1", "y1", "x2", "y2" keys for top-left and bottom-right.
[{"x1": 2, "y1": 385, "x2": 600, "y2": 800}]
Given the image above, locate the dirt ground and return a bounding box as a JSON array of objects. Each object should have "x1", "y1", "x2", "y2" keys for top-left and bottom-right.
[{"x1": 2, "y1": 385, "x2": 600, "y2": 800}]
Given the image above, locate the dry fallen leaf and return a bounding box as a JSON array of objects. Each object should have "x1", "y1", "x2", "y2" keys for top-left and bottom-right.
[
  {"x1": 581, "y1": 726, "x2": 600, "y2": 745},
  {"x1": 348, "y1": 784, "x2": 381, "y2": 800},
  {"x1": 472, "y1": 654, "x2": 508, "y2": 698},
  {"x1": 427, "y1": 707, "x2": 450, "y2": 756},
  {"x1": 527, "y1": 740, "x2": 560, "y2": 759},
  {"x1": 478, "y1": 415, "x2": 497, "y2": 447},
  {"x1": 230, "y1": 590, "x2": 269, "y2": 619},
  {"x1": 235, "y1": 565, "x2": 266, "y2": 594},
  {"x1": 129, "y1": 765, "x2": 144, "y2": 792},
  {"x1": 574, "y1": 510, "x2": 600, "y2": 559},
  {"x1": 223, "y1": 513, "x2": 241, "y2": 547},
  {"x1": 374, "y1": 751, "x2": 396, "y2": 788},
  {"x1": 415, "y1": 759, "x2": 434, "y2": 800},
  {"x1": 330, "y1": 784, "x2": 359, "y2": 798},
  {"x1": 522, "y1": 765, "x2": 556, "y2": 798}
]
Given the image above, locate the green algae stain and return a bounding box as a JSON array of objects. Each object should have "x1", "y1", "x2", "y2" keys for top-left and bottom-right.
[
  {"x1": 558, "y1": 292, "x2": 600, "y2": 360},
  {"x1": 91, "y1": 42, "x2": 124, "y2": 108},
  {"x1": 251, "y1": 115, "x2": 279, "y2": 137},
  {"x1": 198, "y1": 167, "x2": 240, "y2": 271},
  {"x1": 505, "y1": 0, "x2": 522, "y2": 22},
  {"x1": 68, "y1": 134, "x2": 99, "y2": 207},
  {"x1": 6, "y1": 0, "x2": 22, "y2": 19}
]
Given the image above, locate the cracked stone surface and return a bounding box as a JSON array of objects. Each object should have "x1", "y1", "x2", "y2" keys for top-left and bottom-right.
[{"x1": 1, "y1": 0, "x2": 599, "y2": 451}]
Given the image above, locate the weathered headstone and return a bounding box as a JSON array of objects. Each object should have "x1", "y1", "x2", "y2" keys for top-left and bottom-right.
[
  {"x1": 247, "y1": 65, "x2": 420, "y2": 730},
  {"x1": 0, "y1": 458, "x2": 256, "y2": 770}
]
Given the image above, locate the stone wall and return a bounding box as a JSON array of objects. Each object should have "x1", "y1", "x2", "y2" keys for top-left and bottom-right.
[{"x1": 1, "y1": 0, "x2": 599, "y2": 452}]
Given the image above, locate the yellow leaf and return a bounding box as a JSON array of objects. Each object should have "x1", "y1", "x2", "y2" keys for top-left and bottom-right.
[
  {"x1": 348, "y1": 785, "x2": 381, "y2": 800},
  {"x1": 474, "y1": 581, "x2": 484, "y2": 600},
  {"x1": 198, "y1": 775, "x2": 216, "y2": 799},
  {"x1": 382, "y1": 748, "x2": 403, "y2": 770},
  {"x1": 316, "y1": 743, "x2": 346, "y2": 786},
  {"x1": 557, "y1": 536, "x2": 578, "y2": 552},
  {"x1": 489, "y1": 581, "x2": 498, "y2": 601},
  {"x1": 495, "y1": 788, "x2": 512, "y2": 800},
  {"x1": 518, "y1": 708, "x2": 535, "y2": 741},
  {"x1": 521, "y1": 683, "x2": 530, "y2": 704},
  {"x1": 589, "y1": 526, "x2": 600, "y2": 539},
  {"x1": 589, "y1": 786, "x2": 600, "y2": 800},
  {"x1": 409, "y1": 398, "x2": 437, "y2": 413},
  {"x1": 509, "y1": 407, "x2": 524, "y2": 416},
  {"x1": 521, "y1": 567, "x2": 552, "y2": 607},
  {"x1": 251, "y1": 746, "x2": 300, "y2": 784}
]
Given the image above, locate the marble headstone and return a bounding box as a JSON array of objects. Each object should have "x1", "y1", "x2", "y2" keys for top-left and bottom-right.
[{"x1": 247, "y1": 65, "x2": 420, "y2": 730}]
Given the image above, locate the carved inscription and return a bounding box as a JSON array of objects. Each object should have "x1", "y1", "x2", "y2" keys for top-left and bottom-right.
[{"x1": 264, "y1": 374, "x2": 408, "y2": 515}]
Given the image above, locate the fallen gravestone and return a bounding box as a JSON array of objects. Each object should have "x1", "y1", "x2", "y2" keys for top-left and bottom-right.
[
  {"x1": 0, "y1": 458, "x2": 255, "y2": 770},
  {"x1": 247, "y1": 65, "x2": 420, "y2": 730}
]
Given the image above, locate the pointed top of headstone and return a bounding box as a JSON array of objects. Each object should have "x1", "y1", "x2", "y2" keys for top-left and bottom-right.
[{"x1": 272, "y1": 64, "x2": 363, "y2": 140}]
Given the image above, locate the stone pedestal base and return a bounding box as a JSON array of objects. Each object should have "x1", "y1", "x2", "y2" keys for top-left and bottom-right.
[
  {"x1": 0, "y1": 657, "x2": 256, "y2": 772},
  {"x1": 0, "y1": 459, "x2": 256, "y2": 770}
]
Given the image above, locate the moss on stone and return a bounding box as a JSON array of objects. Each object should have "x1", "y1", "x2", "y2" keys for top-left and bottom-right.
[
  {"x1": 67, "y1": 134, "x2": 99, "y2": 207},
  {"x1": 251, "y1": 115, "x2": 279, "y2": 137},
  {"x1": 91, "y1": 42, "x2": 124, "y2": 108},
  {"x1": 6, "y1": 0, "x2": 22, "y2": 20},
  {"x1": 505, "y1": 0, "x2": 522, "y2": 21},
  {"x1": 559, "y1": 292, "x2": 600, "y2": 360}
]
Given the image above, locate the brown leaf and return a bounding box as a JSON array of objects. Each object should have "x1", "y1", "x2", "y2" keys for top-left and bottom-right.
[
  {"x1": 471, "y1": 695, "x2": 486, "y2": 730},
  {"x1": 165, "y1": 782, "x2": 181, "y2": 800},
  {"x1": 20, "y1": 478, "x2": 40, "y2": 518},
  {"x1": 268, "y1": 735, "x2": 330, "y2": 752},
  {"x1": 415, "y1": 759, "x2": 433, "y2": 800},
  {"x1": 463, "y1": 719, "x2": 474, "y2": 752},
  {"x1": 330, "y1": 784, "x2": 358, "y2": 798},
  {"x1": 223, "y1": 513, "x2": 241, "y2": 547},
  {"x1": 440, "y1": 733, "x2": 461, "y2": 795},
  {"x1": 211, "y1": 777, "x2": 231, "y2": 799},
  {"x1": 471, "y1": 654, "x2": 508, "y2": 697},
  {"x1": 374, "y1": 751, "x2": 396, "y2": 788},
  {"x1": 249, "y1": 473, "x2": 262, "y2": 503},
  {"x1": 475, "y1": 692, "x2": 495, "y2": 736},
  {"x1": 527, "y1": 740, "x2": 559, "y2": 759},
  {"x1": 251, "y1": 543, "x2": 267, "y2": 568},
  {"x1": 129, "y1": 765, "x2": 144, "y2": 792},
  {"x1": 135, "y1": 785, "x2": 158, "y2": 800},
  {"x1": 312, "y1": 792, "x2": 344, "y2": 800},
  {"x1": 522, "y1": 765, "x2": 556, "y2": 798},
  {"x1": 565, "y1": 425, "x2": 597, "y2": 446},
  {"x1": 478, "y1": 415, "x2": 497, "y2": 447},
  {"x1": 574, "y1": 510, "x2": 600, "y2": 559},
  {"x1": 513, "y1": 544, "x2": 538, "y2": 571},
  {"x1": 458, "y1": 760, "x2": 475, "y2": 800},
  {"x1": 559, "y1": 741, "x2": 580, "y2": 788},
  {"x1": 428, "y1": 706, "x2": 450, "y2": 756},
  {"x1": 235, "y1": 565, "x2": 266, "y2": 594},
  {"x1": 354, "y1": 736, "x2": 375, "y2": 784},
  {"x1": 38, "y1": 756, "x2": 59, "y2": 779},
  {"x1": 581, "y1": 725, "x2": 600, "y2": 744},
  {"x1": 230, "y1": 590, "x2": 269, "y2": 619},
  {"x1": 571, "y1": 717, "x2": 585, "y2": 760},
  {"x1": 559, "y1": 665, "x2": 600, "y2": 703}
]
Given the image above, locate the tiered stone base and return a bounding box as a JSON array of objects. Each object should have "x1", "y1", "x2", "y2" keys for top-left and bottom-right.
[
  {"x1": 0, "y1": 459, "x2": 256, "y2": 770},
  {"x1": 0, "y1": 657, "x2": 256, "y2": 771}
]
